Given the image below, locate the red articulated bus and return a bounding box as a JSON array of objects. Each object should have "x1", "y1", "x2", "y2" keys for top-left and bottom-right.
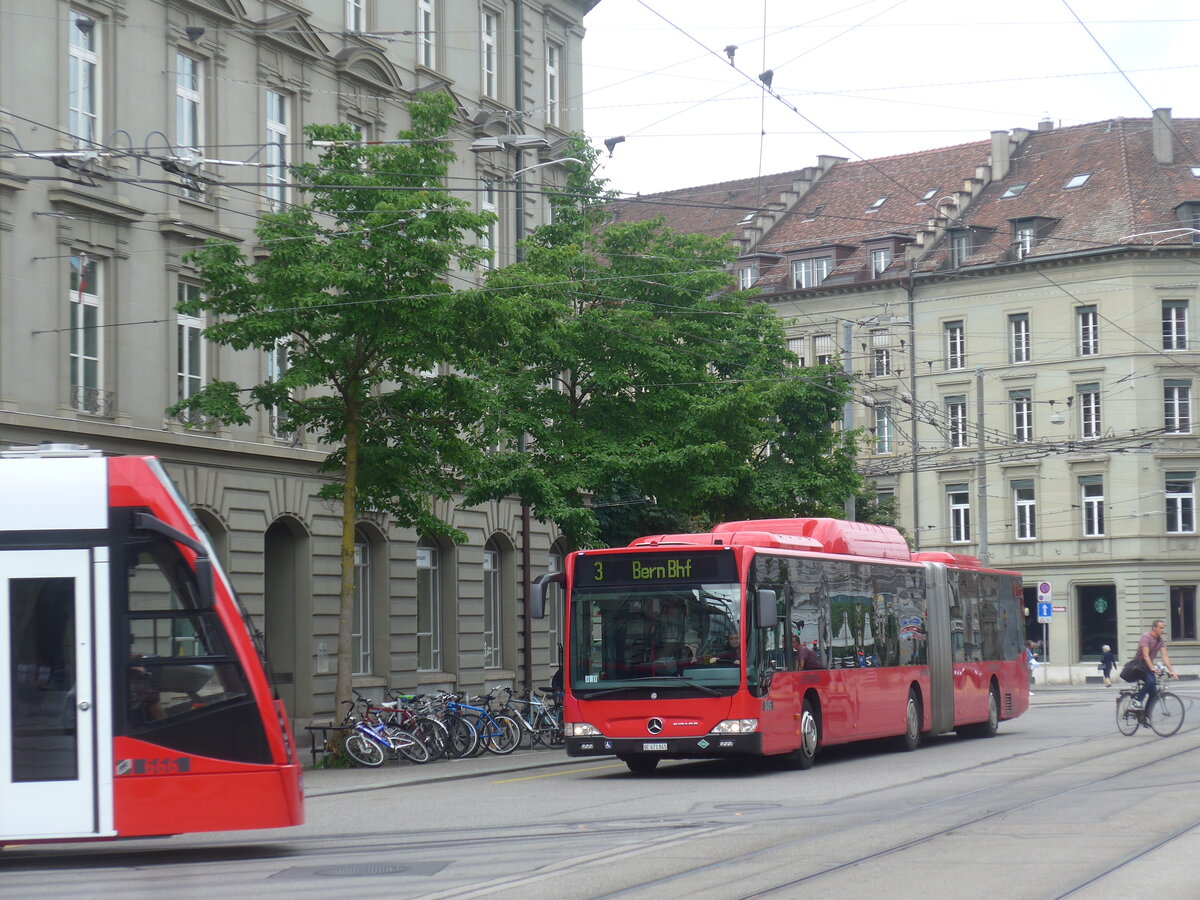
[
  {"x1": 532, "y1": 518, "x2": 1028, "y2": 774},
  {"x1": 1, "y1": 444, "x2": 303, "y2": 844}
]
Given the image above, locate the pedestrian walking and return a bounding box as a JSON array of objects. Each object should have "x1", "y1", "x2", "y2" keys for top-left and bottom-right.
[{"x1": 1099, "y1": 644, "x2": 1118, "y2": 687}]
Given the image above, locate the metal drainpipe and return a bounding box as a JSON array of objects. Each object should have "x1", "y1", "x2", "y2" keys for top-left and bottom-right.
[
  {"x1": 907, "y1": 276, "x2": 920, "y2": 551},
  {"x1": 842, "y1": 319, "x2": 856, "y2": 521},
  {"x1": 514, "y1": 0, "x2": 533, "y2": 694}
]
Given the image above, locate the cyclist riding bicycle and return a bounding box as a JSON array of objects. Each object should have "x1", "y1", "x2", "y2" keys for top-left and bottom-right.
[{"x1": 1132, "y1": 619, "x2": 1177, "y2": 710}]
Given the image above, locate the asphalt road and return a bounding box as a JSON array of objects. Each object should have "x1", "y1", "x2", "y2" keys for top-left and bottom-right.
[{"x1": 4, "y1": 685, "x2": 1200, "y2": 900}]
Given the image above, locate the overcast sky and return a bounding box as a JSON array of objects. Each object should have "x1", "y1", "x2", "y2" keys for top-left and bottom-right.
[{"x1": 579, "y1": 1, "x2": 1199, "y2": 196}]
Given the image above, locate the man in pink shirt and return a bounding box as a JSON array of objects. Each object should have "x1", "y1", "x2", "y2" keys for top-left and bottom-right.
[{"x1": 1133, "y1": 619, "x2": 1176, "y2": 710}]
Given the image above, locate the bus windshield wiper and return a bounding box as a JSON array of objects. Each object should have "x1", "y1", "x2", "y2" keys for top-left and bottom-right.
[{"x1": 576, "y1": 677, "x2": 722, "y2": 697}]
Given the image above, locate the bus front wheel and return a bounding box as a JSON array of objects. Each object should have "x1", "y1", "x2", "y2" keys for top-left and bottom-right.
[
  {"x1": 622, "y1": 755, "x2": 660, "y2": 775},
  {"x1": 783, "y1": 698, "x2": 820, "y2": 769}
]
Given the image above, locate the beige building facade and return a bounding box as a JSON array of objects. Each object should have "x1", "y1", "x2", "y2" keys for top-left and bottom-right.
[{"x1": 0, "y1": 0, "x2": 596, "y2": 723}]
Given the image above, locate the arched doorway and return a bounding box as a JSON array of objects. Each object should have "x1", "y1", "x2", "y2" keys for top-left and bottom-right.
[{"x1": 264, "y1": 517, "x2": 311, "y2": 718}]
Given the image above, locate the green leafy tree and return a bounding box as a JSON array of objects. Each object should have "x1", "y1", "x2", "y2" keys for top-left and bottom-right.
[
  {"x1": 170, "y1": 92, "x2": 502, "y2": 715},
  {"x1": 466, "y1": 141, "x2": 860, "y2": 546}
]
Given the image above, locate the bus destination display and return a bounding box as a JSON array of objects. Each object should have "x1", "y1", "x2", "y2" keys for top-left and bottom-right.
[{"x1": 575, "y1": 550, "x2": 736, "y2": 587}]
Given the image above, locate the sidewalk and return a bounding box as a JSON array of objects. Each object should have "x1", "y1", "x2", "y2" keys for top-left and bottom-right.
[{"x1": 302, "y1": 746, "x2": 582, "y2": 797}]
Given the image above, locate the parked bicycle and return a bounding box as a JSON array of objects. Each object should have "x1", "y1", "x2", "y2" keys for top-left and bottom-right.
[
  {"x1": 1115, "y1": 670, "x2": 1185, "y2": 737},
  {"x1": 341, "y1": 697, "x2": 432, "y2": 766},
  {"x1": 500, "y1": 686, "x2": 564, "y2": 749},
  {"x1": 443, "y1": 689, "x2": 522, "y2": 755}
]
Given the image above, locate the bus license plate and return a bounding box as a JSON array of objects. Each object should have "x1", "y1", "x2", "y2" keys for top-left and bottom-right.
[{"x1": 642, "y1": 742, "x2": 668, "y2": 751}]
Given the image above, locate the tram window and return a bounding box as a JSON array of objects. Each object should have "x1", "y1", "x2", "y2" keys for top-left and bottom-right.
[{"x1": 119, "y1": 532, "x2": 264, "y2": 763}]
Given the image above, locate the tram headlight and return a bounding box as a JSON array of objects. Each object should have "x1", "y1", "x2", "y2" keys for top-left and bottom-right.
[
  {"x1": 712, "y1": 719, "x2": 759, "y2": 734},
  {"x1": 566, "y1": 722, "x2": 601, "y2": 737}
]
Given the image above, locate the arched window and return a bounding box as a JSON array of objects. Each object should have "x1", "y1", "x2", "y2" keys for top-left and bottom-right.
[{"x1": 417, "y1": 537, "x2": 441, "y2": 671}]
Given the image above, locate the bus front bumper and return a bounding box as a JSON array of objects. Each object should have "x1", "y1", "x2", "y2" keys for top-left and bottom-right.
[{"x1": 566, "y1": 732, "x2": 763, "y2": 758}]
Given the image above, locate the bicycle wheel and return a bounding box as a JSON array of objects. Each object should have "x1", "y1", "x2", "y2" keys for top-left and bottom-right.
[
  {"x1": 482, "y1": 714, "x2": 522, "y2": 755},
  {"x1": 344, "y1": 731, "x2": 386, "y2": 767},
  {"x1": 410, "y1": 716, "x2": 451, "y2": 760},
  {"x1": 386, "y1": 726, "x2": 432, "y2": 763},
  {"x1": 442, "y1": 715, "x2": 478, "y2": 759},
  {"x1": 1149, "y1": 692, "x2": 1185, "y2": 737},
  {"x1": 1115, "y1": 693, "x2": 1141, "y2": 736}
]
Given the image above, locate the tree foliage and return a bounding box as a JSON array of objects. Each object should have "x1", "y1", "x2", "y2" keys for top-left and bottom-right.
[
  {"x1": 170, "y1": 92, "x2": 503, "y2": 713},
  {"x1": 466, "y1": 141, "x2": 861, "y2": 546}
]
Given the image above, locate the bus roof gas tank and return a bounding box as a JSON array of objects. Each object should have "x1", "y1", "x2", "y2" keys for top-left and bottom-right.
[{"x1": 713, "y1": 518, "x2": 913, "y2": 560}]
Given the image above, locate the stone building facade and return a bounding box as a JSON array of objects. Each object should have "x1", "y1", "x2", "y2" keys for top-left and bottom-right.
[{"x1": 0, "y1": 0, "x2": 597, "y2": 722}]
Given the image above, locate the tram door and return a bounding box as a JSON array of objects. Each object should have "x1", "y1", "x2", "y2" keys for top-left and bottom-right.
[{"x1": 0, "y1": 550, "x2": 102, "y2": 839}]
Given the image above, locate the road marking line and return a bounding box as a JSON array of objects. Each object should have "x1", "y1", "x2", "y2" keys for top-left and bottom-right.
[{"x1": 494, "y1": 763, "x2": 625, "y2": 782}]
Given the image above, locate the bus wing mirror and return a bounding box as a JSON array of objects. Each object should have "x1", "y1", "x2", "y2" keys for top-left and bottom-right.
[
  {"x1": 755, "y1": 589, "x2": 778, "y2": 627},
  {"x1": 529, "y1": 572, "x2": 564, "y2": 620},
  {"x1": 195, "y1": 557, "x2": 215, "y2": 608}
]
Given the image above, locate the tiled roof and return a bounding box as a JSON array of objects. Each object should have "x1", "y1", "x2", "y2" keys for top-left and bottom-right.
[
  {"x1": 931, "y1": 117, "x2": 1200, "y2": 270},
  {"x1": 614, "y1": 113, "x2": 1200, "y2": 293},
  {"x1": 604, "y1": 170, "x2": 810, "y2": 240}
]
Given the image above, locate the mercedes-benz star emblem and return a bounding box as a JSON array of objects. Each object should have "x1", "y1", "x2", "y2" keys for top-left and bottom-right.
[{"x1": 647, "y1": 718, "x2": 664, "y2": 735}]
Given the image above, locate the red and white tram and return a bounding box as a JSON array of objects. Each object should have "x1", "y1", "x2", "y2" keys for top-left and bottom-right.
[{"x1": 1, "y1": 444, "x2": 303, "y2": 843}]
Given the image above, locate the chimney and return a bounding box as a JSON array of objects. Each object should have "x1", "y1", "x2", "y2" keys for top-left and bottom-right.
[
  {"x1": 990, "y1": 131, "x2": 1011, "y2": 180},
  {"x1": 1153, "y1": 108, "x2": 1173, "y2": 165}
]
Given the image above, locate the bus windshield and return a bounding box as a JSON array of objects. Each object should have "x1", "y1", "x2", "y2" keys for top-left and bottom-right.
[{"x1": 569, "y1": 583, "x2": 742, "y2": 695}]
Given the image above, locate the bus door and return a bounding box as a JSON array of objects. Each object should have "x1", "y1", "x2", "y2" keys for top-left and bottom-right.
[{"x1": 0, "y1": 549, "x2": 108, "y2": 840}]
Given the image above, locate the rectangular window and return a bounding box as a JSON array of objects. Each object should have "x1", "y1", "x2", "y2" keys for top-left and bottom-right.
[
  {"x1": 1166, "y1": 472, "x2": 1196, "y2": 534},
  {"x1": 480, "y1": 181, "x2": 498, "y2": 268},
  {"x1": 1077, "y1": 305, "x2": 1099, "y2": 356},
  {"x1": 416, "y1": 543, "x2": 441, "y2": 671},
  {"x1": 352, "y1": 540, "x2": 371, "y2": 674},
  {"x1": 175, "y1": 52, "x2": 202, "y2": 198},
  {"x1": 949, "y1": 232, "x2": 971, "y2": 267},
  {"x1": 1163, "y1": 300, "x2": 1189, "y2": 351},
  {"x1": 948, "y1": 484, "x2": 971, "y2": 543},
  {"x1": 874, "y1": 403, "x2": 893, "y2": 454},
  {"x1": 946, "y1": 395, "x2": 967, "y2": 448},
  {"x1": 792, "y1": 256, "x2": 832, "y2": 289},
  {"x1": 871, "y1": 328, "x2": 892, "y2": 376},
  {"x1": 176, "y1": 283, "x2": 204, "y2": 407},
  {"x1": 546, "y1": 41, "x2": 562, "y2": 128},
  {"x1": 346, "y1": 0, "x2": 365, "y2": 32},
  {"x1": 265, "y1": 90, "x2": 289, "y2": 212},
  {"x1": 418, "y1": 0, "x2": 436, "y2": 68},
  {"x1": 1011, "y1": 389, "x2": 1033, "y2": 443},
  {"x1": 1009, "y1": 313, "x2": 1030, "y2": 363},
  {"x1": 1014, "y1": 224, "x2": 1036, "y2": 258},
  {"x1": 738, "y1": 265, "x2": 759, "y2": 290},
  {"x1": 1080, "y1": 476, "x2": 1105, "y2": 537},
  {"x1": 1169, "y1": 586, "x2": 1197, "y2": 641},
  {"x1": 483, "y1": 549, "x2": 502, "y2": 668},
  {"x1": 1013, "y1": 480, "x2": 1036, "y2": 540},
  {"x1": 68, "y1": 9, "x2": 99, "y2": 147},
  {"x1": 69, "y1": 253, "x2": 103, "y2": 414},
  {"x1": 1165, "y1": 379, "x2": 1192, "y2": 434},
  {"x1": 1078, "y1": 383, "x2": 1101, "y2": 439},
  {"x1": 266, "y1": 339, "x2": 290, "y2": 438},
  {"x1": 787, "y1": 337, "x2": 805, "y2": 367},
  {"x1": 944, "y1": 320, "x2": 965, "y2": 370},
  {"x1": 870, "y1": 247, "x2": 892, "y2": 278},
  {"x1": 814, "y1": 333, "x2": 833, "y2": 366},
  {"x1": 481, "y1": 10, "x2": 498, "y2": 98}
]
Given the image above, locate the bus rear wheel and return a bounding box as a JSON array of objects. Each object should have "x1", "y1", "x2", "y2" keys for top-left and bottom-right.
[
  {"x1": 897, "y1": 690, "x2": 922, "y2": 752},
  {"x1": 622, "y1": 755, "x2": 660, "y2": 775}
]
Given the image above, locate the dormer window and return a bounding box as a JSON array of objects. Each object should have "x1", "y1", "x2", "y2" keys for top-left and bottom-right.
[
  {"x1": 1064, "y1": 173, "x2": 1091, "y2": 189},
  {"x1": 1174, "y1": 202, "x2": 1200, "y2": 242},
  {"x1": 792, "y1": 256, "x2": 832, "y2": 289},
  {"x1": 738, "y1": 265, "x2": 759, "y2": 289},
  {"x1": 948, "y1": 230, "x2": 973, "y2": 267},
  {"x1": 867, "y1": 196, "x2": 887, "y2": 212},
  {"x1": 1001, "y1": 183, "x2": 1028, "y2": 199}
]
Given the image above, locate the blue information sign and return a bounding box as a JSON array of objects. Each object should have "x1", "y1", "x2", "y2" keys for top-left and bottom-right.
[{"x1": 1036, "y1": 601, "x2": 1053, "y2": 623}]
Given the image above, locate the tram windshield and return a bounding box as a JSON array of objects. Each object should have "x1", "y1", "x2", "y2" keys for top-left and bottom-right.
[{"x1": 569, "y1": 583, "x2": 742, "y2": 696}]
